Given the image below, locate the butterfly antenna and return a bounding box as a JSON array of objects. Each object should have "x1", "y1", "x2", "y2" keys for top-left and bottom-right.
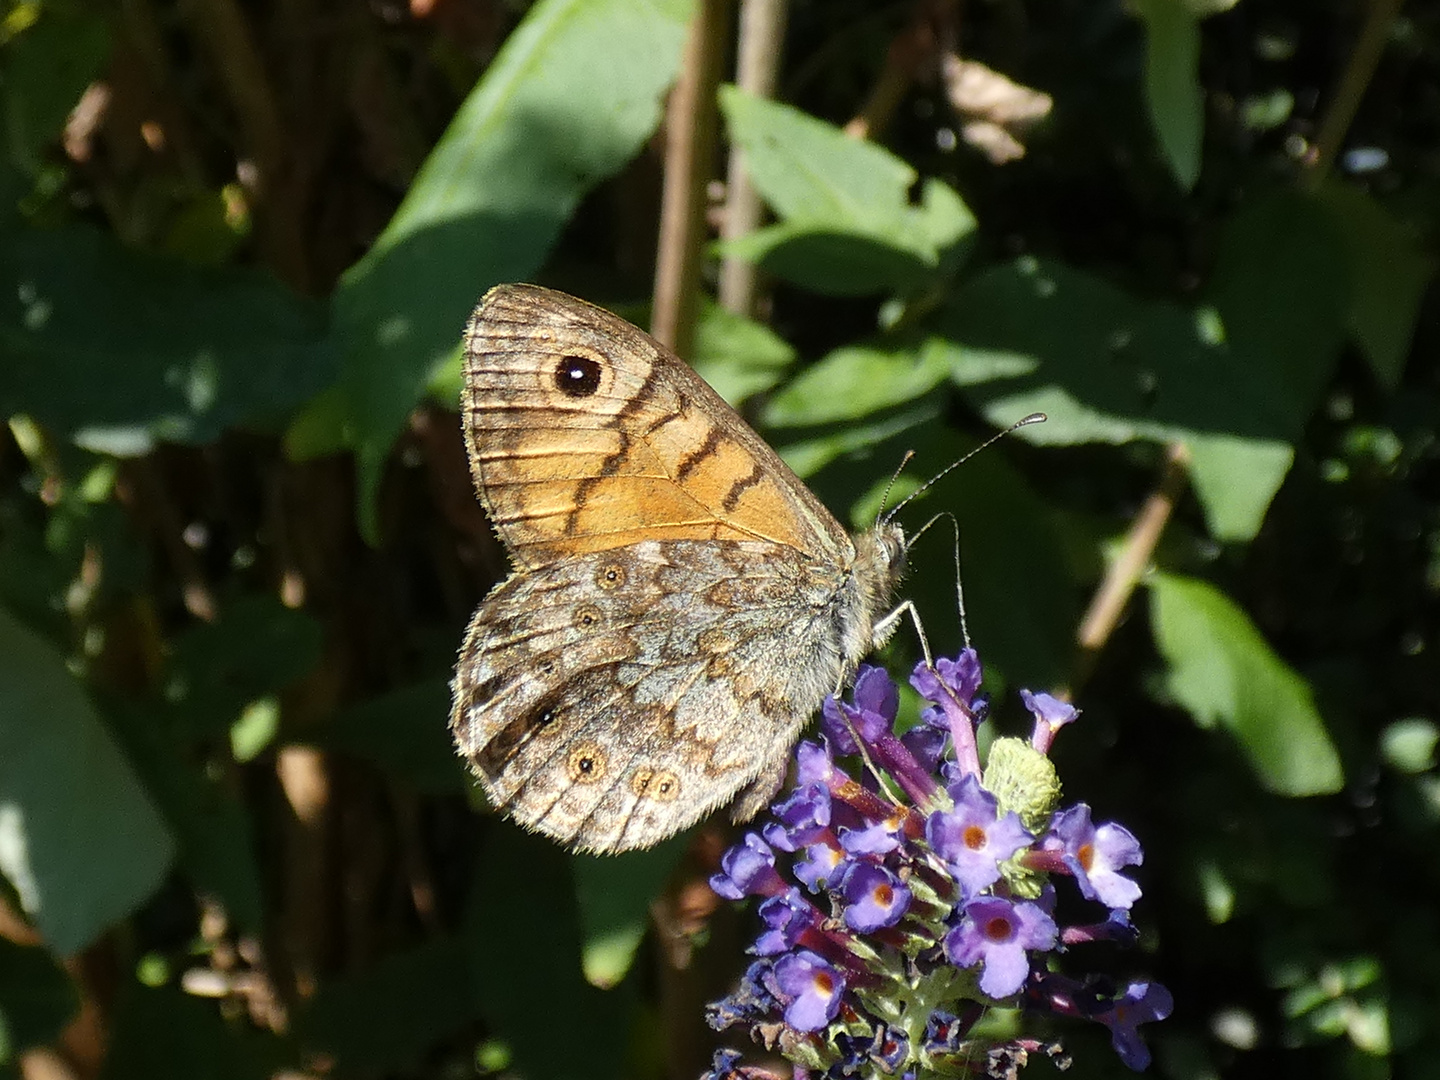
[
  {"x1": 951, "y1": 514, "x2": 971, "y2": 650},
  {"x1": 876, "y1": 449, "x2": 916, "y2": 519},
  {"x1": 882, "y1": 413, "x2": 1046, "y2": 524},
  {"x1": 910, "y1": 511, "x2": 971, "y2": 649}
]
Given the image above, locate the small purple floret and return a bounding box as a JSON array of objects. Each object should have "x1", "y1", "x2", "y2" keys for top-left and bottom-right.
[
  {"x1": 926, "y1": 774, "x2": 1033, "y2": 897},
  {"x1": 753, "y1": 888, "x2": 819, "y2": 956},
  {"x1": 944, "y1": 896, "x2": 1058, "y2": 999},
  {"x1": 772, "y1": 950, "x2": 846, "y2": 1032},
  {"x1": 793, "y1": 842, "x2": 845, "y2": 893},
  {"x1": 1048, "y1": 804, "x2": 1144, "y2": 910},
  {"x1": 1096, "y1": 980, "x2": 1173, "y2": 1070},
  {"x1": 840, "y1": 863, "x2": 911, "y2": 932},
  {"x1": 710, "y1": 833, "x2": 785, "y2": 900},
  {"x1": 762, "y1": 782, "x2": 832, "y2": 852}
]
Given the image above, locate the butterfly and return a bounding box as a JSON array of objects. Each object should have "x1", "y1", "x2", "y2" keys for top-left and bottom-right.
[{"x1": 450, "y1": 284, "x2": 907, "y2": 854}]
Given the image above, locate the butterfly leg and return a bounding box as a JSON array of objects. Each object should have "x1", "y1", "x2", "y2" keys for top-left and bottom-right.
[{"x1": 872, "y1": 599, "x2": 933, "y2": 668}]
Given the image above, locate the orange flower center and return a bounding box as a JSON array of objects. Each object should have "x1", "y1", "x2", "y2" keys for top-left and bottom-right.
[
  {"x1": 984, "y1": 916, "x2": 1013, "y2": 941},
  {"x1": 963, "y1": 824, "x2": 987, "y2": 850}
]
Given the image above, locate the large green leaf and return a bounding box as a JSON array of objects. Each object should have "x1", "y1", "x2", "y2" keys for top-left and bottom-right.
[
  {"x1": 717, "y1": 87, "x2": 976, "y2": 295},
  {"x1": 0, "y1": 226, "x2": 333, "y2": 455},
  {"x1": 938, "y1": 258, "x2": 1288, "y2": 540},
  {"x1": 333, "y1": 0, "x2": 695, "y2": 542},
  {"x1": 1205, "y1": 191, "x2": 1349, "y2": 428},
  {"x1": 0, "y1": 606, "x2": 174, "y2": 954},
  {"x1": 761, "y1": 341, "x2": 951, "y2": 427},
  {"x1": 940, "y1": 258, "x2": 1271, "y2": 444},
  {"x1": 1149, "y1": 573, "x2": 1344, "y2": 797},
  {"x1": 938, "y1": 207, "x2": 1347, "y2": 542},
  {"x1": 690, "y1": 298, "x2": 797, "y2": 403}
]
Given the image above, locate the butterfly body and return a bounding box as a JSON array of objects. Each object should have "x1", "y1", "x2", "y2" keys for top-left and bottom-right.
[{"x1": 452, "y1": 284, "x2": 905, "y2": 853}]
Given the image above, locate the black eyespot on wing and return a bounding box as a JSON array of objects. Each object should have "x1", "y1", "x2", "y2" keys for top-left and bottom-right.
[
  {"x1": 472, "y1": 696, "x2": 562, "y2": 778},
  {"x1": 554, "y1": 355, "x2": 602, "y2": 397}
]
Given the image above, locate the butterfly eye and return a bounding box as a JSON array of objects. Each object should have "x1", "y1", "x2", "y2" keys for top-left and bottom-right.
[{"x1": 554, "y1": 355, "x2": 602, "y2": 397}]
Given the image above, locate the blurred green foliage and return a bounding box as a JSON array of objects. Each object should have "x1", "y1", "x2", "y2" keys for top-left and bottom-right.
[{"x1": 0, "y1": 0, "x2": 1437, "y2": 1078}]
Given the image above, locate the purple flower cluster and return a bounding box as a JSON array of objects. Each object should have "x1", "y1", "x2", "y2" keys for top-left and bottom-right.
[{"x1": 704, "y1": 651, "x2": 1171, "y2": 1079}]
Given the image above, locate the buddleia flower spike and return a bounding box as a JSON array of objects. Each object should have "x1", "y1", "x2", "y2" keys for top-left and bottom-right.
[{"x1": 704, "y1": 649, "x2": 1171, "y2": 1079}]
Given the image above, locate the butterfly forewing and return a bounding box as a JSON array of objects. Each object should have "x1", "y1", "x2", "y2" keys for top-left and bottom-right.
[{"x1": 461, "y1": 285, "x2": 849, "y2": 567}]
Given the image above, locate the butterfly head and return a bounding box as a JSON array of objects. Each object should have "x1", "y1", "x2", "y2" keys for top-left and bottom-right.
[{"x1": 855, "y1": 520, "x2": 908, "y2": 615}]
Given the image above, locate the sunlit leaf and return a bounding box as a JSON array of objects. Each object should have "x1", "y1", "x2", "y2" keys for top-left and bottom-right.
[
  {"x1": 762, "y1": 342, "x2": 950, "y2": 427},
  {"x1": 334, "y1": 0, "x2": 695, "y2": 543},
  {"x1": 718, "y1": 87, "x2": 976, "y2": 294},
  {"x1": 1149, "y1": 573, "x2": 1344, "y2": 796}
]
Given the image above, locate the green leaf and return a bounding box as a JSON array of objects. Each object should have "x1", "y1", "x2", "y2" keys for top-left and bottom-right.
[
  {"x1": 937, "y1": 239, "x2": 1347, "y2": 540},
  {"x1": 717, "y1": 224, "x2": 939, "y2": 297},
  {"x1": 0, "y1": 605, "x2": 175, "y2": 954},
  {"x1": 775, "y1": 401, "x2": 940, "y2": 480},
  {"x1": 464, "y1": 826, "x2": 626, "y2": 1080},
  {"x1": 1186, "y1": 434, "x2": 1294, "y2": 542},
  {"x1": 762, "y1": 341, "x2": 950, "y2": 427},
  {"x1": 321, "y1": 680, "x2": 467, "y2": 794},
  {"x1": 334, "y1": 0, "x2": 695, "y2": 543},
  {"x1": 574, "y1": 838, "x2": 685, "y2": 988},
  {"x1": 0, "y1": 225, "x2": 334, "y2": 455},
  {"x1": 0, "y1": 938, "x2": 77, "y2": 1063},
  {"x1": 1149, "y1": 573, "x2": 1344, "y2": 796},
  {"x1": 718, "y1": 87, "x2": 975, "y2": 294},
  {"x1": 690, "y1": 297, "x2": 796, "y2": 403},
  {"x1": 1132, "y1": 0, "x2": 1204, "y2": 190},
  {"x1": 1313, "y1": 181, "x2": 1437, "y2": 391},
  {"x1": 299, "y1": 937, "x2": 477, "y2": 1074},
  {"x1": 939, "y1": 258, "x2": 1266, "y2": 445}
]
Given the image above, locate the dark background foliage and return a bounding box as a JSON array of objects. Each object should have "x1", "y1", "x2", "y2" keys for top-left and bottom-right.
[{"x1": 0, "y1": 0, "x2": 1436, "y2": 1078}]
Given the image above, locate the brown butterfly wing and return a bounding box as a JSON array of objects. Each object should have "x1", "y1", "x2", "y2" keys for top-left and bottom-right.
[
  {"x1": 461, "y1": 283, "x2": 850, "y2": 568},
  {"x1": 453, "y1": 539, "x2": 853, "y2": 854}
]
